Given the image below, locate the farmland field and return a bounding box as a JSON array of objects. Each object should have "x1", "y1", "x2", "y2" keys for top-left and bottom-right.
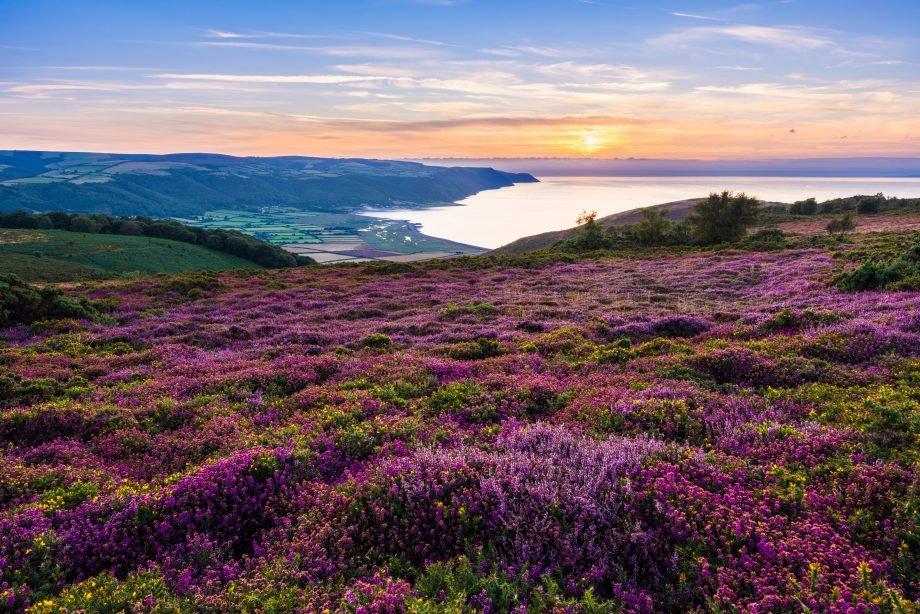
[{"x1": 188, "y1": 208, "x2": 484, "y2": 264}]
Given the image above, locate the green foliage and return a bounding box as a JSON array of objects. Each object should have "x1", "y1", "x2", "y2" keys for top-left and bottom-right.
[
  {"x1": 28, "y1": 572, "x2": 193, "y2": 614},
  {"x1": 425, "y1": 381, "x2": 487, "y2": 416},
  {"x1": 407, "y1": 557, "x2": 625, "y2": 613},
  {"x1": 440, "y1": 301, "x2": 498, "y2": 319},
  {"x1": 827, "y1": 214, "x2": 856, "y2": 234},
  {"x1": 632, "y1": 208, "x2": 673, "y2": 247},
  {"x1": 38, "y1": 481, "x2": 100, "y2": 512},
  {"x1": 856, "y1": 194, "x2": 885, "y2": 214},
  {"x1": 0, "y1": 273, "x2": 98, "y2": 326},
  {"x1": 153, "y1": 271, "x2": 227, "y2": 298},
  {"x1": 446, "y1": 337, "x2": 504, "y2": 360},
  {"x1": 687, "y1": 191, "x2": 760, "y2": 245},
  {"x1": 815, "y1": 194, "x2": 919, "y2": 215},
  {"x1": 361, "y1": 333, "x2": 395, "y2": 350},
  {"x1": 789, "y1": 197, "x2": 818, "y2": 215},
  {"x1": 569, "y1": 210, "x2": 607, "y2": 251},
  {"x1": 742, "y1": 228, "x2": 788, "y2": 251},
  {"x1": 835, "y1": 240, "x2": 920, "y2": 292}
]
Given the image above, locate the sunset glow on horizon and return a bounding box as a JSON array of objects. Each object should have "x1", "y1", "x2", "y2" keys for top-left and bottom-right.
[{"x1": 2, "y1": 0, "x2": 918, "y2": 159}]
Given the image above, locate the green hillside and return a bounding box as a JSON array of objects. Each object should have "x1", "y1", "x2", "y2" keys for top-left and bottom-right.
[
  {"x1": 0, "y1": 151, "x2": 536, "y2": 218},
  {"x1": 0, "y1": 228, "x2": 261, "y2": 282}
]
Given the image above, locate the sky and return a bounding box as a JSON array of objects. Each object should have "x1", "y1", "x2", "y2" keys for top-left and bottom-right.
[{"x1": 1, "y1": 0, "x2": 918, "y2": 159}]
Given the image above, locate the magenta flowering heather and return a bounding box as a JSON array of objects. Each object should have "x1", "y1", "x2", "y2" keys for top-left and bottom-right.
[{"x1": 1, "y1": 242, "x2": 918, "y2": 611}]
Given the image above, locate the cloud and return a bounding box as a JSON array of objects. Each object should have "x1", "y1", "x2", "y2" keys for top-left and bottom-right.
[
  {"x1": 360, "y1": 31, "x2": 451, "y2": 47},
  {"x1": 153, "y1": 73, "x2": 393, "y2": 84},
  {"x1": 670, "y1": 12, "x2": 722, "y2": 21},
  {"x1": 533, "y1": 62, "x2": 647, "y2": 80},
  {"x1": 201, "y1": 29, "x2": 324, "y2": 40},
  {"x1": 653, "y1": 24, "x2": 840, "y2": 52},
  {"x1": 715, "y1": 65, "x2": 763, "y2": 71},
  {"x1": 482, "y1": 46, "x2": 572, "y2": 58},
  {"x1": 195, "y1": 41, "x2": 442, "y2": 59}
]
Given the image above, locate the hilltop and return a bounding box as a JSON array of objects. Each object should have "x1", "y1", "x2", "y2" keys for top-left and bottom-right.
[
  {"x1": 495, "y1": 194, "x2": 920, "y2": 254},
  {"x1": 495, "y1": 198, "x2": 705, "y2": 254}
]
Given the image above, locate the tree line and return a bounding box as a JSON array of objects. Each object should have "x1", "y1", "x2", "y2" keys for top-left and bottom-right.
[
  {"x1": 788, "y1": 194, "x2": 919, "y2": 216},
  {"x1": 0, "y1": 210, "x2": 313, "y2": 268}
]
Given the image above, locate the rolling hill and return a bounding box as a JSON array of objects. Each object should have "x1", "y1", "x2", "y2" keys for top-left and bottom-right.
[
  {"x1": 0, "y1": 228, "x2": 261, "y2": 282},
  {"x1": 0, "y1": 151, "x2": 536, "y2": 218},
  {"x1": 493, "y1": 198, "x2": 705, "y2": 254}
]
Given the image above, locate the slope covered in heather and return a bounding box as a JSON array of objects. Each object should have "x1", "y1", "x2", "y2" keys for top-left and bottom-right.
[{"x1": 0, "y1": 225, "x2": 918, "y2": 612}]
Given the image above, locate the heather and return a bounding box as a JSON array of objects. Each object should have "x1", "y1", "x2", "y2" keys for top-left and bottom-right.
[{"x1": 0, "y1": 234, "x2": 918, "y2": 612}]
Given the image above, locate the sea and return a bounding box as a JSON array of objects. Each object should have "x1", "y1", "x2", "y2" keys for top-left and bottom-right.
[{"x1": 363, "y1": 176, "x2": 920, "y2": 249}]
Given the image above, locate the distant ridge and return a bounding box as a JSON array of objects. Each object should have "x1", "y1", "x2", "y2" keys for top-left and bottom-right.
[
  {"x1": 413, "y1": 157, "x2": 920, "y2": 178},
  {"x1": 0, "y1": 150, "x2": 537, "y2": 218}
]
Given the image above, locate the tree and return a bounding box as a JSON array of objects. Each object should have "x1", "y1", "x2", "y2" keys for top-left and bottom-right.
[
  {"x1": 34, "y1": 215, "x2": 54, "y2": 229},
  {"x1": 571, "y1": 210, "x2": 607, "y2": 250},
  {"x1": 69, "y1": 214, "x2": 101, "y2": 233},
  {"x1": 633, "y1": 208, "x2": 672, "y2": 246},
  {"x1": 687, "y1": 191, "x2": 760, "y2": 245},
  {"x1": 118, "y1": 220, "x2": 143, "y2": 235}
]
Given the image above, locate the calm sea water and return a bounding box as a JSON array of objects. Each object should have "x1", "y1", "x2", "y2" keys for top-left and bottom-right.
[{"x1": 364, "y1": 176, "x2": 920, "y2": 249}]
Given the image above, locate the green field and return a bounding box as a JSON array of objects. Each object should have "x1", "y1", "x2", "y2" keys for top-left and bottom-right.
[
  {"x1": 0, "y1": 229, "x2": 261, "y2": 282},
  {"x1": 190, "y1": 209, "x2": 484, "y2": 260},
  {"x1": 194, "y1": 210, "x2": 325, "y2": 245}
]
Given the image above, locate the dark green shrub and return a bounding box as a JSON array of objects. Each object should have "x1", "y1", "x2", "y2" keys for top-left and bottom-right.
[
  {"x1": 856, "y1": 194, "x2": 885, "y2": 214},
  {"x1": 743, "y1": 228, "x2": 787, "y2": 250},
  {"x1": 835, "y1": 241, "x2": 920, "y2": 292},
  {"x1": 0, "y1": 274, "x2": 98, "y2": 327},
  {"x1": 154, "y1": 271, "x2": 227, "y2": 297},
  {"x1": 447, "y1": 337, "x2": 504, "y2": 360},
  {"x1": 361, "y1": 333, "x2": 394, "y2": 350},
  {"x1": 789, "y1": 197, "x2": 818, "y2": 215},
  {"x1": 827, "y1": 214, "x2": 856, "y2": 234}
]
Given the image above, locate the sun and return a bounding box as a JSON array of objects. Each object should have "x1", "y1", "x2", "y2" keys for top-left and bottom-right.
[
  {"x1": 557, "y1": 127, "x2": 618, "y2": 155},
  {"x1": 579, "y1": 131, "x2": 607, "y2": 153}
]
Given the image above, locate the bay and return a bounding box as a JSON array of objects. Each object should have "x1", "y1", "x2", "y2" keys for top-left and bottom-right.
[{"x1": 363, "y1": 176, "x2": 920, "y2": 249}]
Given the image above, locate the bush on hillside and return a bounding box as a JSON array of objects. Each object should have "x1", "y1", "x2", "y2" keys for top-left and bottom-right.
[
  {"x1": 789, "y1": 197, "x2": 818, "y2": 215},
  {"x1": 827, "y1": 214, "x2": 856, "y2": 235},
  {"x1": 0, "y1": 274, "x2": 98, "y2": 326},
  {"x1": 631, "y1": 208, "x2": 673, "y2": 247},
  {"x1": 835, "y1": 240, "x2": 920, "y2": 292},
  {"x1": 568, "y1": 211, "x2": 607, "y2": 251}
]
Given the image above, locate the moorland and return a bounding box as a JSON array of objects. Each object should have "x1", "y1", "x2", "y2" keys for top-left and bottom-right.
[{"x1": 0, "y1": 192, "x2": 917, "y2": 612}]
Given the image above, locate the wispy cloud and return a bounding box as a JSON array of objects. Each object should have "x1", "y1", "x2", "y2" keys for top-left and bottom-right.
[
  {"x1": 653, "y1": 24, "x2": 841, "y2": 52},
  {"x1": 482, "y1": 45, "x2": 573, "y2": 58},
  {"x1": 154, "y1": 73, "x2": 393, "y2": 84},
  {"x1": 360, "y1": 31, "x2": 452, "y2": 47},
  {"x1": 670, "y1": 11, "x2": 722, "y2": 22},
  {"x1": 195, "y1": 41, "x2": 442, "y2": 59},
  {"x1": 201, "y1": 29, "x2": 325, "y2": 40}
]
